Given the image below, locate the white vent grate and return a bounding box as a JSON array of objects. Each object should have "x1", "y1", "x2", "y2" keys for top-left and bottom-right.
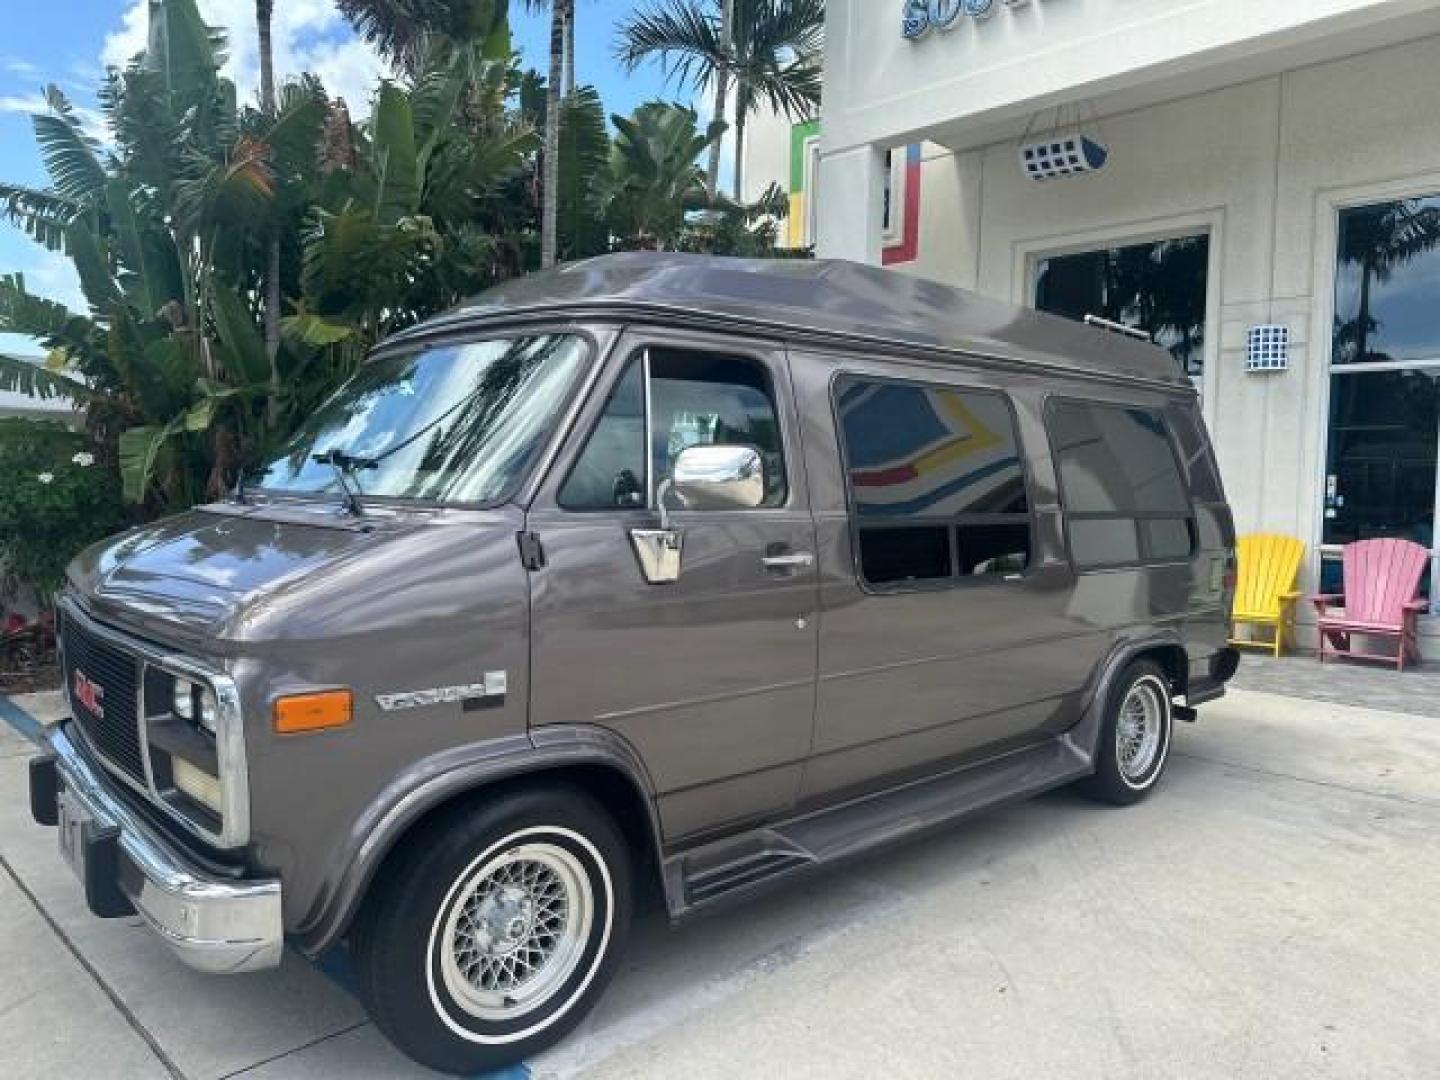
[
  {"x1": 1246, "y1": 324, "x2": 1290, "y2": 372},
  {"x1": 1019, "y1": 134, "x2": 1108, "y2": 182}
]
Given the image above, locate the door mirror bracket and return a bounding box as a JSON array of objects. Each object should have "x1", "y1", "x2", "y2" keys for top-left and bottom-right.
[{"x1": 630, "y1": 446, "x2": 764, "y2": 584}]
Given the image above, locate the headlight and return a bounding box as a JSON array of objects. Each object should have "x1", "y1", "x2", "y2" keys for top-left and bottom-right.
[
  {"x1": 172, "y1": 678, "x2": 195, "y2": 720},
  {"x1": 171, "y1": 756, "x2": 222, "y2": 814},
  {"x1": 196, "y1": 688, "x2": 218, "y2": 735}
]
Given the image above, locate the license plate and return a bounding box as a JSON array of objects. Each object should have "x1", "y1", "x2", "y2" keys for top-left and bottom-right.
[{"x1": 56, "y1": 788, "x2": 91, "y2": 879}]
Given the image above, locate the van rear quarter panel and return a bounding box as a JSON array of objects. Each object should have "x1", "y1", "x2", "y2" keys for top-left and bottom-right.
[{"x1": 1038, "y1": 384, "x2": 1235, "y2": 678}]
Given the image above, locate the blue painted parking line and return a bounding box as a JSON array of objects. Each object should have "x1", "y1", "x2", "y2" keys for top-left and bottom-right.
[
  {"x1": 0, "y1": 690, "x2": 44, "y2": 745},
  {"x1": 315, "y1": 943, "x2": 358, "y2": 996},
  {"x1": 314, "y1": 932, "x2": 531, "y2": 1078}
]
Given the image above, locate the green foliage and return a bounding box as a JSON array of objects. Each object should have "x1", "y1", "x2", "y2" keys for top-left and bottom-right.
[
  {"x1": 616, "y1": 0, "x2": 825, "y2": 194},
  {"x1": 0, "y1": 0, "x2": 811, "y2": 602},
  {"x1": 593, "y1": 102, "x2": 724, "y2": 249},
  {"x1": 337, "y1": 0, "x2": 512, "y2": 70},
  {"x1": 557, "y1": 87, "x2": 611, "y2": 260},
  {"x1": 0, "y1": 422, "x2": 127, "y2": 600}
]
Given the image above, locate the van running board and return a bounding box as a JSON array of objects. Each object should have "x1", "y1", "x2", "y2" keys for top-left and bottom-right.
[{"x1": 669, "y1": 737, "x2": 1093, "y2": 916}]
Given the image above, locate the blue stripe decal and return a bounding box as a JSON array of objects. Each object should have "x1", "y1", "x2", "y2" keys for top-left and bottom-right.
[{"x1": 0, "y1": 691, "x2": 44, "y2": 745}]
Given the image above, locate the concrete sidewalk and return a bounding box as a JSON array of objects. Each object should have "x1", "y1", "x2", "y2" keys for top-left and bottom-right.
[{"x1": 2, "y1": 677, "x2": 1438, "y2": 1079}]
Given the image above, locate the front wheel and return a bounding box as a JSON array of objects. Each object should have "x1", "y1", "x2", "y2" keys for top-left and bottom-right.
[
  {"x1": 1078, "y1": 660, "x2": 1175, "y2": 806},
  {"x1": 351, "y1": 786, "x2": 632, "y2": 1075}
]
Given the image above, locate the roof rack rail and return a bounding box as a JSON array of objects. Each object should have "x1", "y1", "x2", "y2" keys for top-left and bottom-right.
[{"x1": 1083, "y1": 314, "x2": 1152, "y2": 342}]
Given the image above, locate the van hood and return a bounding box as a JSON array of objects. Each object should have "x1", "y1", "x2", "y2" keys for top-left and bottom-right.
[{"x1": 65, "y1": 502, "x2": 517, "y2": 649}]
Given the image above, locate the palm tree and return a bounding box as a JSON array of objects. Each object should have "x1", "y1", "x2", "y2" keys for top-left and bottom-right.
[
  {"x1": 256, "y1": 0, "x2": 282, "y2": 423},
  {"x1": 336, "y1": 0, "x2": 509, "y2": 71},
  {"x1": 616, "y1": 0, "x2": 823, "y2": 199},
  {"x1": 525, "y1": 0, "x2": 576, "y2": 268}
]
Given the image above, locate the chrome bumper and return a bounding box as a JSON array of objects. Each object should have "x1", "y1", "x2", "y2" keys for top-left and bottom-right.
[{"x1": 43, "y1": 725, "x2": 283, "y2": 974}]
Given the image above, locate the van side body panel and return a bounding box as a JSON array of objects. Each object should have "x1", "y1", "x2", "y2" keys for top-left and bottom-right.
[{"x1": 789, "y1": 347, "x2": 1099, "y2": 806}]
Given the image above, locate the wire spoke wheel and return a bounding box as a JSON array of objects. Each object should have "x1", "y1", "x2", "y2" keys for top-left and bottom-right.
[
  {"x1": 438, "y1": 842, "x2": 594, "y2": 1022},
  {"x1": 1116, "y1": 678, "x2": 1167, "y2": 783}
]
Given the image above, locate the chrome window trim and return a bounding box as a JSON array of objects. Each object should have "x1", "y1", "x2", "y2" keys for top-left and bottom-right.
[{"x1": 58, "y1": 597, "x2": 251, "y2": 849}]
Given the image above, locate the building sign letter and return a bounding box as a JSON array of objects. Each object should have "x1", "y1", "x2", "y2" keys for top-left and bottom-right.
[{"x1": 905, "y1": 0, "x2": 1028, "y2": 38}]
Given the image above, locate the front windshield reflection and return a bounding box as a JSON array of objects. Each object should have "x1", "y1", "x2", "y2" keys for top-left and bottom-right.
[{"x1": 260, "y1": 334, "x2": 589, "y2": 505}]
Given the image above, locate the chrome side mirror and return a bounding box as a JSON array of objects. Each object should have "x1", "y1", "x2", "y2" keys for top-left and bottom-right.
[
  {"x1": 630, "y1": 445, "x2": 766, "y2": 585},
  {"x1": 670, "y1": 444, "x2": 765, "y2": 514}
]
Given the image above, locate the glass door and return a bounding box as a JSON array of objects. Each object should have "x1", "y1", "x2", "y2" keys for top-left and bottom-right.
[{"x1": 1324, "y1": 195, "x2": 1440, "y2": 608}]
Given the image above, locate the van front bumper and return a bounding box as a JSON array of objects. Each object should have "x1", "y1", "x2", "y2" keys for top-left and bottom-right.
[{"x1": 30, "y1": 725, "x2": 283, "y2": 975}]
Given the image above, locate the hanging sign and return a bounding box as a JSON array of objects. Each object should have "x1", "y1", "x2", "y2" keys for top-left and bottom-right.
[{"x1": 904, "y1": 0, "x2": 1030, "y2": 39}]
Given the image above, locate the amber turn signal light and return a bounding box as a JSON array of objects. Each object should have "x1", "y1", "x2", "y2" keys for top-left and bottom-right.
[{"x1": 273, "y1": 690, "x2": 353, "y2": 734}]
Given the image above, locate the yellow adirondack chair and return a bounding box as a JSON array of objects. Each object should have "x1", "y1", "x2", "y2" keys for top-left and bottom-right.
[{"x1": 1230, "y1": 533, "x2": 1305, "y2": 656}]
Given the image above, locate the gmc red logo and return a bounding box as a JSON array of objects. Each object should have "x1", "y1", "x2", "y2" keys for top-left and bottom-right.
[{"x1": 72, "y1": 669, "x2": 104, "y2": 718}]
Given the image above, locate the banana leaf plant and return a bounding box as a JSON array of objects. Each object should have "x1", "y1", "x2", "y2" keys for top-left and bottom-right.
[
  {"x1": 591, "y1": 101, "x2": 726, "y2": 250},
  {"x1": 297, "y1": 37, "x2": 539, "y2": 348},
  {"x1": 0, "y1": 0, "x2": 328, "y2": 507}
]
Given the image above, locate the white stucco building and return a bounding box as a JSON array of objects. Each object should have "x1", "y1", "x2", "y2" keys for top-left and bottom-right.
[{"x1": 752, "y1": 0, "x2": 1440, "y2": 651}]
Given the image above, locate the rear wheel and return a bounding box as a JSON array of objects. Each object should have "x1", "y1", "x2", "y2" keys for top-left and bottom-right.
[
  {"x1": 351, "y1": 786, "x2": 632, "y2": 1075},
  {"x1": 1078, "y1": 660, "x2": 1174, "y2": 805}
]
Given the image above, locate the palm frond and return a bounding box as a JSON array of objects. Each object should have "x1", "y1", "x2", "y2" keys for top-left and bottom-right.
[
  {"x1": 743, "y1": 0, "x2": 825, "y2": 64},
  {"x1": 0, "y1": 182, "x2": 82, "y2": 251},
  {"x1": 32, "y1": 85, "x2": 108, "y2": 205},
  {"x1": 0, "y1": 352, "x2": 97, "y2": 402},
  {"x1": 172, "y1": 137, "x2": 275, "y2": 238},
  {"x1": 614, "y1": 1, "x2": 724, "y2": 89},
  {"x1": 730, "y1": 0, "x2": 825, "y2": 121}
]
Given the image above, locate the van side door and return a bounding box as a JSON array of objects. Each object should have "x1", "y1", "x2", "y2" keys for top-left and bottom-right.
[
  {"x1": 526, "y1": 331, "x2": 819, "y2": 842},
  {"x1": 790, "y1": 351, "x2": 1095, "y2": 804}
]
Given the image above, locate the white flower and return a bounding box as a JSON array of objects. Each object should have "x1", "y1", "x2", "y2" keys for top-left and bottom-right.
[
  {"x1": 36, "y1": 472, "x2": 55, "y2": 484},
  {"x1": 71, "y1": 452, "x2": 95, "y2": 467}
]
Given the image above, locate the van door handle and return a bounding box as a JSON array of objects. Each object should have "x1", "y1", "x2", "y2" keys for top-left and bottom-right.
[{"x1": 762, "y1": 552, "x2": 815, "y2": 571}]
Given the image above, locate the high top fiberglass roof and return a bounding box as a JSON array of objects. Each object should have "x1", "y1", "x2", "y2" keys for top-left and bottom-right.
[{"x1": 393, "y1": 252, "x2": 1188, "y2": 388}]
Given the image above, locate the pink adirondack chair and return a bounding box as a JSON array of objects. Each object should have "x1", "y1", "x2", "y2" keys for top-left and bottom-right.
[{"x1": 1311, "y1": 538, "x2": 1430, "y2": 670}]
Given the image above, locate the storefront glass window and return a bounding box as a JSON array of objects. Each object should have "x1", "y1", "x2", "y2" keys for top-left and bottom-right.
[
  {"x1": 1034, "y1": 235, "x2": 1210, "y2": 377},
  {"x1": 1326, "y1": 195, "x2": 1440, "y2": 606},
  {"x1": 1333, "y1": 197, "x2": 1440, "y2": 365},
  {"x1": 1323, "y1": 368, "x2": 1439, "y2": 549}
]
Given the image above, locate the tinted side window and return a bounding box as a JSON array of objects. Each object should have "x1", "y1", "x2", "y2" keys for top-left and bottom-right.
[
  {"x1": 560, "y1": 359, "x2": 646, "y2": 509},
  {"x1": 836, "y1": 377, "x2": 1031, "y2": 587},
  {"x1": 1047, "y1": 401, "x2": 1195, "y2": 567},
  {"x1": 560, "y1": 348, "x2": 787, "y2": 510},
  {"x1": 650, "y1": 349, "x2": 786, "y2": 506}
]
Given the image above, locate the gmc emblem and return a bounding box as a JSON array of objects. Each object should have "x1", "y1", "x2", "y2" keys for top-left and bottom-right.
[{"x1": 72, "y1": 669, "x2": 104, "y2": 718}]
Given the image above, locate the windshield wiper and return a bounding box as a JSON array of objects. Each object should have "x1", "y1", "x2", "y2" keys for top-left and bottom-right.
[{"x1": 312, "y1": 449, "x2": 376, "y2": 516}]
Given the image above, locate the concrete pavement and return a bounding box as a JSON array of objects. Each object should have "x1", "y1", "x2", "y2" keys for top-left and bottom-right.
[{"x1": 1, "y1": 681, "x2": 1437, "y2": 1079}]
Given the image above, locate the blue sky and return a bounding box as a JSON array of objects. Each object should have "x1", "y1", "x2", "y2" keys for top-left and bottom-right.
[{"x1": 0, "y1": 0, "x2": 688, "y2": 353}]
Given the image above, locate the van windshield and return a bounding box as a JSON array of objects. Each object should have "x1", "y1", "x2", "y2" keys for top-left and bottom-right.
[{"x1": 259, "y1": 333, "x2": 589, "y2": 506}]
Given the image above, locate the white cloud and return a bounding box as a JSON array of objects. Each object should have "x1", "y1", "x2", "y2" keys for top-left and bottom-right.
[
  {"x1": 103, "y1": 0, "x2": 391, "y2": 114},
  {"x1": 0, "y1": 93, "x2": 48, "y2": 113},
  {"x1": 0, "y1": 93, "x2": 110, "y2": 145},
  {"x1": 5, "y1": 58, "x2": 41, "y2": 78}
]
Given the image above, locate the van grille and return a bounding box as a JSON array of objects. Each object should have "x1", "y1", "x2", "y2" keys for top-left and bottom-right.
[{"x1": 60, "y1": 614, "x2": 145, "y2": 784}]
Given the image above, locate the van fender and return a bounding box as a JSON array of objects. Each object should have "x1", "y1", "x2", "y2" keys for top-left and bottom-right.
[
  {"x1": 1060, "y1": 631, "x2": 1188, "y2": 769},
  {"x1": 295, "y1": 724, "x2": 662, "y2": 956}
]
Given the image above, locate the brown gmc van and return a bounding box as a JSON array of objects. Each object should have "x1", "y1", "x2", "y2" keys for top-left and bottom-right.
[{"x1": 29, "y1": 253, "x2": 1238, "y2": 1074}]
